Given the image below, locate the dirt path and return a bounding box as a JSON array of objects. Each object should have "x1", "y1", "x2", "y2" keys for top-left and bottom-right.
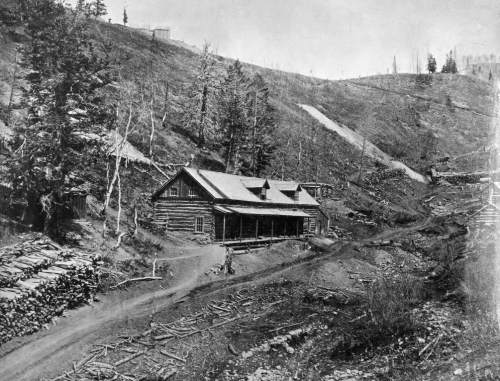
[
  {"x1": 0, "y1": 244, "x2": 346, "y2": 381},
  {"x1": 0, "y1": 246, "x2": 225, "y2": 381},
  {"x1": 0, "y1": 221, "x2": 432, "y2": 381}
]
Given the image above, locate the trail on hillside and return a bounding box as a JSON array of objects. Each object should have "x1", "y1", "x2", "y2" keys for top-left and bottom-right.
[{"x1": 299, "y1": 104, "x2": 429, "y2": 184}]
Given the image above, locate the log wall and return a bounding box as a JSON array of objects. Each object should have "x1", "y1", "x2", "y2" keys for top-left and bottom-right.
[
  {"x1": 153, "y1": 199, "x2": 214, "y2": 236},
  {"x1": 302, "y1": 207, "x2": 319, "y2": 234}
]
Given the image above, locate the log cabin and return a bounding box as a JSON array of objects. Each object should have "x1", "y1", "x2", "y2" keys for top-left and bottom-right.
[{"x1": 151, "y1": 168, "x2": 327, "y2": 242}]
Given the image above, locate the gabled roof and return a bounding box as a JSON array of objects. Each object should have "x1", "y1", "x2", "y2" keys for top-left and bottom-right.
[{"x1": 152, "y1": 167, "x2": 319, "y2": 206}]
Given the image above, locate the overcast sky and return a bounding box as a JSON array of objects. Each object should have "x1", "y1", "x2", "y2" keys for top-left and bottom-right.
[{"x1": 95, "y1": 0, "x2": 500, "y2": 79}]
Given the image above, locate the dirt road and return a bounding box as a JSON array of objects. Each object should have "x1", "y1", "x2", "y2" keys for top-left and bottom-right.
[
  {"x1": 0, "y1": 243, "x2": 348, "y2": 380},
  {"x1": 0, "y1": 245, "x2": 225, "y2": 381},
  {"x1": 0, "y1": 221, "x2": 431, "y2": 380}
]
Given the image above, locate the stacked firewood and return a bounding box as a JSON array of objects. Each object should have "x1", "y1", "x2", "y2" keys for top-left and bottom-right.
[
  {"x1": 0, "y1": 235, "x2": 98, "y2": 345},
  {"x1": 0, "y1": 237, "x2": 62, "y2": 287}
]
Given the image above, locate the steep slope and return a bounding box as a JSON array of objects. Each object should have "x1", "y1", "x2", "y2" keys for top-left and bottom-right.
[
  {"x1": 0, "y1": 17, "x2": 495, "y2": 187},
  {"x1": 299, "y1": 104, "x2": 428, "y2": 183}
]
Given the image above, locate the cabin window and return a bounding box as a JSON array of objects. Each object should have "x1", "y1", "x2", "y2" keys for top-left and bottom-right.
[
  {"x1": 188, "y1": 187, "x2": 196, "y2": 197},
  {"x1": 170, "y1": 187, "x2": 178, "y2": 197},
  {"x1": 195, "y1": 216, "x2": 204, "y2": 233}
]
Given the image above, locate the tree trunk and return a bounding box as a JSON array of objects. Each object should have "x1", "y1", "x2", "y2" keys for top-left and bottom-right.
[
  {"x1": 102, "y1": 104, "x2": 132, "y2": 238},
  {"x1": 149, "y1": 98, "x2": 155, "y2": 158},
  {"x1": 198, "y1": 84, "x2": 208, "y2": 147},
  {"x1": 115, "y1": 167, "x2": 122, "y2": 235},
  {"x1": 133, "y1": 206, "x2": 138, "y2": 237},
  {"x1": 251, "y1": 90, "x2": 258, "y2": 176},
  {"x1": 161, "y1": 81, "x2": 169, "y2": 128},
  {"x1": 7, "y1": 49, "x2": 18, "y2": 119}
]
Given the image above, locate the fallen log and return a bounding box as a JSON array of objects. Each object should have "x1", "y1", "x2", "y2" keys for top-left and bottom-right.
[
  {"x1": 114, "y1": 350, "x2": 146, "y2": 367},
  {"x1": 110, "y1": 276, "x2": 162, "y2": 289},
  {"x1": 179, "y1": 316, "x2": 241, "y2": 339},
  {"x1": 159, "y1": 350, "x2": 186, "y2": 363}
]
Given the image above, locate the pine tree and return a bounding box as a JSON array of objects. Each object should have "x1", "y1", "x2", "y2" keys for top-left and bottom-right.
[
  {"x1": 8, "y1": 0, "x2": 113, "y2": 235},
  {"x1": 217, "y1": 60, "x2": 250, "y2": 173},
  {"x1": 123, "y1": 7, "x2": 128, "y2": 26},
  {"x1": 92, "y1": 0, "x2": 106, "y2": 18},
  {"x1": 427, "y1": 54, "x2": 437, "y2": 74},
  {"x1": 243, "y1": 73, "x2": 277, "y2": 177},
  {"x1": 183, "y1": 43, "x2": 219, "y2": 148},
  {"x1": 441, "y1": 50, "x2": 458, "y2": 74}
]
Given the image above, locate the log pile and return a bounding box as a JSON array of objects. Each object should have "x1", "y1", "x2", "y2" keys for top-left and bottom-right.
[{"x1": 0, "y1": 235, "x2": 98, "y2": 345}]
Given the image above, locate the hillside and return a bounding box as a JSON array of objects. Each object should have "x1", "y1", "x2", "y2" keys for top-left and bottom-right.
[
  {"x1": 0, "y1": 13, "x2": 496, "y2": 234},
  {"x1": 2, "y1": 5, "x2": 500, "y2": 381},
  {"x1": 1, "y1": 18, "x2": 496, "y2": 184}
]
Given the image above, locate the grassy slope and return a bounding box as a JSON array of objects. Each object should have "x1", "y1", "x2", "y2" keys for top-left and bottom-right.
[
  {"x1": 0, "y1": 20, "x2": 495, "y2": 187},
  {"x1": 101, "y1": 21, "x2": 495, "y2": 174}
]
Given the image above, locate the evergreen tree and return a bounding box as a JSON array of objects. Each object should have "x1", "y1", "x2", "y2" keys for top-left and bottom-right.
[
  {"x1": 217, "y1": 60, "x2": 250, "y2": 173},
  {"x1": 123, "y1": 7, "x2": 128, "y2": 26},
  {"x1": 243, "y1": 73, "x2": 277, "y2": 177},
  {"x1": 92, "y1": 0, "x2": 106, "y2": 18},
  {"x1": 441, "y1": 50, "x2": 458, "y2": 73},
  {"x1": 489, "y1": 69, "x2": 494, "y2": 81},
  {"x1": 183, "y1": 43, "x2": 219, "y2": 148},
  {"x1": 8, "y1": 0, "x2": 113, "y2": 235},
  {"x1": 427, "y1": 54, "x2": 437, "y2": 74}
]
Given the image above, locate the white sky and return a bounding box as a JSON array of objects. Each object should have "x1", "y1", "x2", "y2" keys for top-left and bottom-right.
[{"x1": 92, "y1": 0, "x2": 500, "y2": 79}]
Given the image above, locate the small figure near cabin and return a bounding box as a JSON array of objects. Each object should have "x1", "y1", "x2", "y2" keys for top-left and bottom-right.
[{"x1": 222, "y1": 247, "x2": 235, "y2": 275}]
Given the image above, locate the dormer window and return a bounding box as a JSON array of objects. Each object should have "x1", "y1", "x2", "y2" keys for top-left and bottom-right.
[
  {"x1": 170, "y1": 187, "x2": 178, "y2": 197},
  {"x1": 260, "y1": 187, "x2": 267, "y2": 200},
  {"x1": 245, "y1": 179, "x2": 270, "y2": 200},
  {"x1": 188, "y1": 187, "x2": 196, "y2": 197},
  {"x1": 280, "y1": 186, "x2": 301, "y2": 202}
]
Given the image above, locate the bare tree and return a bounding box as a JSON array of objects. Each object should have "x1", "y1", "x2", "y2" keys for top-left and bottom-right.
[{"x1": 102, "y1": 104, "x2": 133, "y2": 240}]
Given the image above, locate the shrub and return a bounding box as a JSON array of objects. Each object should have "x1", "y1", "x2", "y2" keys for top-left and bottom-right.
[{"x1": 352, "y1": 275, "x2": 425, "y2": 348}]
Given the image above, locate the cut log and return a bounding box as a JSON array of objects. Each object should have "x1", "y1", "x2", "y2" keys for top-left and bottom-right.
[{"x1": 110, "y1": 276, "x2": 162, "y2": 289}]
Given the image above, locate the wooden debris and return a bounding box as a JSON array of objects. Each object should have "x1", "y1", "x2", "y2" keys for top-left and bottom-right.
[
  {"x1": 228, "y1": 343, "x2": 239, "y2": 356},
  {"x1": 110, "y1": 276, "x2": 162, "y2": 289},
  {"x1": 114, "y1": 350, "x2": 146, "y2": 366},
  {"x1": 159, "y1": 350, "x2": 186, "y2": 363}
]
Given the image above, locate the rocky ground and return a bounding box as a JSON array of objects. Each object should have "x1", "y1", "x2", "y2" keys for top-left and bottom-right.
[{"x1": 32, "y1": 178, "x2": 497, "y2": 381}]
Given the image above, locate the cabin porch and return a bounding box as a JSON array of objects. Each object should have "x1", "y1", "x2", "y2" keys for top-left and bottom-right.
[{"x1": 213, "y1": 206, "x2": 311, "y2": 242}]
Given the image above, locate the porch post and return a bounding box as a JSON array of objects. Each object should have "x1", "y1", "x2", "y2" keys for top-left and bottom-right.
[
  {"x1": 240, "y1": 215, "x2": 243, "y2": 241},
  {"x1": 222, "y1": 215, "x2": 226, "y2": 243},
  {"x1": 271, "y1": 219, "x2": 274, "y2": 239},
  {"x1": 296, "y1": 218, "x2": 299, "y2": 237},
  {"x1": 307, "y1": 217, "x2": 310, "y2": 233},
  {"x1": 283, "y1": 219, "x2": 286, "y2": 237},
  {"x1": 255, "y1": 218, "x2": 259, "y2": 239}
]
